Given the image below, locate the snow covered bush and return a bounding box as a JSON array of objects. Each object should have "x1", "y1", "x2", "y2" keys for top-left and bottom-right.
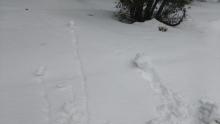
[{"x1": 115, "y1": 0, "x2": 191, "y2": 26}]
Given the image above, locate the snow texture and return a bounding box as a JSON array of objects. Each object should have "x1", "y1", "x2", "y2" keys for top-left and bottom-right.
[
  {"x1": 1, "y1": 0, "x2": 220, "y2": 124},
  {"x1": 34, "y1": 20, "x2": 90, "y2": 124},
  {"x1": 196, "y1": 99, "x2": 220, "y2": 124},
  {"x1": 134, "y1": 53, "x2": 191, "y2": 124},
  {"x1": 133, "y1": 53, "x2": 220, "y2": 124}
]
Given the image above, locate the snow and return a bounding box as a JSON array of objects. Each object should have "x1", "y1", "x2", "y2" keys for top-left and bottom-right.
[
  {"x1": 133, "y1": 53, "x2": 191, "y2": 124},
  {"x1": 0, "y1": 0, "x2": 220, "y2": 124}
]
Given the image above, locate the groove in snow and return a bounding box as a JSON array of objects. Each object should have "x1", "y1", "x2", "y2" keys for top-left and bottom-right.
[{"x1": 69, "y1": 20, "x2": 90, "y2": 124}]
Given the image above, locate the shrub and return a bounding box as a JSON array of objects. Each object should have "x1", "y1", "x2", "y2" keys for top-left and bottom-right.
[{"x1": 115, "y1": 0, "x2": 192, "y2": 26}]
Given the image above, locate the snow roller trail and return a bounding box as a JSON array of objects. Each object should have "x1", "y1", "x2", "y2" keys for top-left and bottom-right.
[
  {"x1": 133, "y1": 53, "x2": 191, "y2": 124},
  {"x1": 133, "y1": 54, "x2": 220, "y2": 124}
]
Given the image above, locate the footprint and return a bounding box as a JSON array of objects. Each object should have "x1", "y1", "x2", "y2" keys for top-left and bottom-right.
[{"x1": 34, "y1": 66, "x2": 47, "y2": 77}]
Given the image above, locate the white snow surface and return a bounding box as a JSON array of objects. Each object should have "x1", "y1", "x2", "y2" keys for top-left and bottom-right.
[{"x1": 0, "y1": 0, "x2": 220, "y2": 124}]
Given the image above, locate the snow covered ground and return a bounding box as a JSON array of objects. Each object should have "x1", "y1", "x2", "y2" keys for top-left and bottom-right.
[{"x1": 0, "y1": 0, "x2": 220, "y2": 124}]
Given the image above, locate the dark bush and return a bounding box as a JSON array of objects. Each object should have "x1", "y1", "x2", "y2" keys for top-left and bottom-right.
[{"x1": 115, "y1": 0, "x2": 192, "y2": 26}]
